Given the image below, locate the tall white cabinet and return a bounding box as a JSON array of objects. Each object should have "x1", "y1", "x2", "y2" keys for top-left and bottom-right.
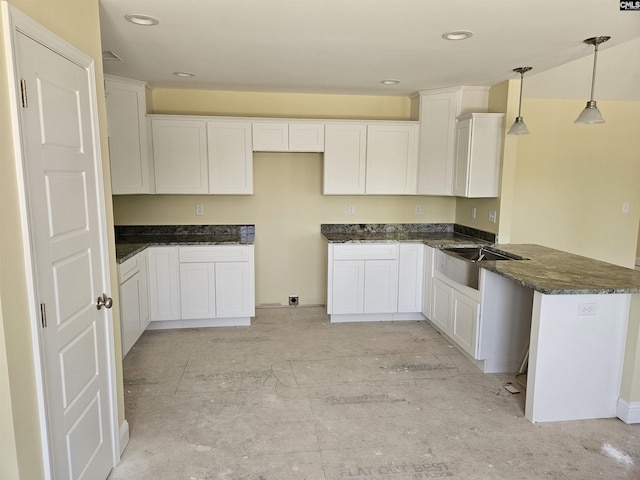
[
  {"x1": 105, "y1": 75, "x2": 152, "y2": 194},
  {"x1": 410, "y1": 87, "x2": 490, "y2": 196}
]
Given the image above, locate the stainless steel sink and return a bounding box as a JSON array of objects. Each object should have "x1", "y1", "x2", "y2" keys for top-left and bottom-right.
[
  {"x1": 440, "y1": 246, "x2": 523, "y2": 262},
  {"x1": 436, "y1": 246, "x2": 526, "y2": 290}
]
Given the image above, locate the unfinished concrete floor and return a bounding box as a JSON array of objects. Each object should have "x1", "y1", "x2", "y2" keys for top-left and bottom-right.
[{"x1": 109, "y1": 306, "x2": 640, "y2": 480}]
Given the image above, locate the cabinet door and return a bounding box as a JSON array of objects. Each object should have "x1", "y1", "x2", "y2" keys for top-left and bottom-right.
[
  {"x1": 323, "y1": 123, "x2": 367, "y2": 195},
  {"x1": 148, "y1": 247, "x2": 181, "y2": 321},
  {"x1": 365, "y1": 124, "x2": 418, "y2": 194},
  {"x1": 452, "y1": 290, "x2": 479, "y2": 357},
  {"x1": 137, "y1": 250, "x2": 150, "y2": 331},
  {"x1": 106, "y1": 79, "x2": 151, "y2": 195},
  {"x1": 152, "y1": 119, "x2": 208, "y2": 194},
  {"x1": 398, "y1": 244, "x2": 424, "y2": 313},
  {"x1": 120, "y1": 271, "x2": 143, "y2": 357},
  {"x1": 207, "y1": 121, "x2": 253, "y2": 194},
  {"x1": 215, "y1": 262, "x2": 252, "y2": 318},
  {"x1": 453, "y1": 118, "x2": 472, "y2": 197},
  {"x1": 289, "y1": 123, "x2": 325, "y2": 152},
  {"x1": 416, "y1": 91, "x2": 457, "y2": 196},
  {"x1": 422, "y1": 246, "x2": 435, "y2": 319},
  {"x1": 431, "y1": 277, "x2": 452, "y2": 334},
  {"x1": 363, "y1": 259, "x2": 398, "y2": 313},
  {"x1": 180, "y1": 263, "x2": 216, "y2": 320},
  {"x1": 252, "y1": 122, "x2": 288, "y2": 151},
  {"x1": 331, "y1": 260, "x2": 365, "y2": 314}
]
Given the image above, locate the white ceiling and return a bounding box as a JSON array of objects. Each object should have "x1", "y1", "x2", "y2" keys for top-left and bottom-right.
[{"x1": 99, "y1": 0, "x2": 640, "y2": 97}]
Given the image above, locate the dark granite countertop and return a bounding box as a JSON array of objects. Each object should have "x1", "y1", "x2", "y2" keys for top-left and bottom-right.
[
  {"x1": 321, "y1": 224, "x2": 640, "y2": 295},
  {"x1": 116, "y1": 225, "x2": 255, "y2": 264}
]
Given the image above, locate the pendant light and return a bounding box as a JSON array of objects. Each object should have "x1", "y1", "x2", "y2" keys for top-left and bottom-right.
[
  {"x1": 507, "y1": 67, "x2": 533, "y2": 135},
  {"x1": 575, "y1": 36, "x2": 610, "y2": 124}
]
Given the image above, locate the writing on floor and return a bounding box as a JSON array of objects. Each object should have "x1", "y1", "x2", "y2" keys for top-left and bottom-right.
[
  {"x1": 326, "y1": 393, "x2": 406, "y2": 405},
  {"x1": 340, "y1": 462, "x2": 453, "y2": 480}
]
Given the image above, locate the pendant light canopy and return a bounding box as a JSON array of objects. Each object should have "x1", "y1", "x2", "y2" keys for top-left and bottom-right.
[
  {"x1": 507, "y1": 67, "x2": 532, "y2": 135},
  {"x1": 575, "y1": 36, "x2": 610, "y2": 124}
]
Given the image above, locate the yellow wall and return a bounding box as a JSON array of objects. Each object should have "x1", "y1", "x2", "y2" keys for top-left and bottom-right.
[
  {"x1": 508, "y1": 98, "x2": 640, "y2": 268},
  {"x1": 0, "y1": 0, "x2": 122, "y2": 477}
]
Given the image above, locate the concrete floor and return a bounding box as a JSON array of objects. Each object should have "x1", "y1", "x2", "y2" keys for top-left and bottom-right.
[{"x1": 109, "y1": 306, "x2": 640, "y2": 480}]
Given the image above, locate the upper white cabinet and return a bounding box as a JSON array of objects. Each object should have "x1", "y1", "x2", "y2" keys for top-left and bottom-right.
[
  {"x1": 410, "y1": 87, "x2": 490, "y2": 196},
  {"x1": 323, "y1": 123, "x2": 367, "y2": 194},
  {"x1": 365, "y1": 124, "x2": 419, "y2": 195},
  {"x1": 152, "y1": 119, "x2": 208, "y2": 194},
  {"x1": 323, "y1": 122, "x2": 419, "y2": 195},
  {"x1": 454, "y1": 113, "x2": 504, "y2": 198},
  {"x1": 252, "y1": 121, "x2": 325, "y2": 152},
  {"x1": 105, "y1": 76, "x2": 152, "y2": 194},
  {"x1": 207, "y1": 121, "x2": 253, "y2": 194}
]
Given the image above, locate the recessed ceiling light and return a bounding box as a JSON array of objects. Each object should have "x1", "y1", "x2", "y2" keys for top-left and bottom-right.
[
  {"x1": 173, "y1": 71, "x2": 195, "y2": 77},
  {"x1": 442, "y1": 30, "x2": 474, "y2": 41},
  {"x1": 124, "y1": 14, "x2": 159, "y2": 26},
  {"x1": 380, "y1": 79, "x2": 400, "y2": 85}
]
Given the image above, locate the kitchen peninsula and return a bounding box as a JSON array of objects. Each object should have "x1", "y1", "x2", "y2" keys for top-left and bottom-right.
[{"x1": 322, "y1": 223, "x2": 640, "y2": 424}]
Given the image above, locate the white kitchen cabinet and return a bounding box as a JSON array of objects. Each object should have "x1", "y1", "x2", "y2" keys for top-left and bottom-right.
[
  {"x1": 151, "y1": 118, "x2": 208, "y2": 194},
  {"x1": 207, "y1": 121, "x2": 253, "y2": 194},
  {"x1": 252, "y1": 121, "x2": 324, "y2": 152},
  {"x1": 431, "y1": 277, "x2": 453, "y2": 333},
  {"x1": 398, "y1": 243, "x2": 424, "y2": 313},
  {"x1": 327, "y1": 243, "x2": 426, "y2": 322},
  {"x1": 410, "y1": 87, "x2": 490, "y2": 196},
  {"x1": 118, "y1": 250, "x2": 149, "y2": 357},
  {"x1": 365, "y1": 124, "x2": 419, "y2": 194},
  {"x1": 454, "y1": 113, "x2": 504, "y2": 198},
  {"x1": 451, "y1": 290, "x2": 480, "y2": 357},
  {"x1": 147, "y1": 247, "x2": 181, "y2": 322},
  {"x1": 323, "y1": 123, "x2": 367, "y2": 195},
  {"x1": 105, "y1": 76, "x2": 152, "y2": 194},
  {"x1": 178, "y1": 245, "x2": 254, "y2": 324},
  {"x1": 421, "y1": 245, "x2": 435, "y2": 319}
]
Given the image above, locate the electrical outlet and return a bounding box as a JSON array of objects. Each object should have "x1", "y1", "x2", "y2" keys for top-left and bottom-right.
[
  {"x1": 348, "y1": 205, "x2": 355, "y2": 216},
  {"x1": 578, "y1": 303, "x2": 597, "y2": 316},
  {"x1": 623, "y1": 203, "x2": 630, "y2": 214},
  {"x1": 488, "y1": 210, "x2": 497, "y2": 223},
  {"x1": 195, "y1": 204, "x2": 204, "y2": 216},
  {"x1": 415, "y1": 205, "x2": 422, "y2": 215},
  {"x1": 471, "y1": 207, "x2": 477, "y2": 220},
  {"x1": 288, "y1": 295, "x2": 299, "y2": 307}
]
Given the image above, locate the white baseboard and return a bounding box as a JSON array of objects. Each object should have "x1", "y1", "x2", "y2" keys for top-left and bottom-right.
[
  {"x1": 119, "y1": 420, "x2": 130, "y2": 456},
  {"x1": 617, "y1": 398, "x2": 640, "y2": 424},
  {"x1": 636, "y1": 257, "x2": 640, "y2": 267},
  {"x1": 330, "y1": 312, "x2": 425, "y2": 323},
  {"x1": 147, "y1": 317, "x2": 251, "y2": 330}
]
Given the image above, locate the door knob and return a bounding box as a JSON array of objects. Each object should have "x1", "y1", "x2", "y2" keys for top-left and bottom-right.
[{"x1": 96, "y1": 293, "x2": 113, "y2": 310}]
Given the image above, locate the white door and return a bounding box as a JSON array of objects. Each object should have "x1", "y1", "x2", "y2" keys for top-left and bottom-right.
[
  {"x1": 16, "y1": 32, "x2": 115, "y2": 479},
  {"x1": 215, "y1": 261, "x2": 251, "y2": 318},
  {"x1": 180, "y1": 262, "x2": 216, "y2": 320},
  {"x1": 363, "y1": 259, "x2": 398, "y2": 313},
  {"x1": 331, "y1": 260, "x2": 365, "y2": 314}
]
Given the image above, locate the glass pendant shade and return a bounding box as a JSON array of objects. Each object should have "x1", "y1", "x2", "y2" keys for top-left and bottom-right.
[
  {"x1": 575, "y1": 36, "x2": 610, "y2": 124},
  {"x1": 575, "y1": 100, "x2": 604, "y2": 124},
  {"x1": 507, "y1": 116, "x2": 529, "y2": 135},
  {"x1": 507, "y1": 67, "x2": 532, "y2": 136}
]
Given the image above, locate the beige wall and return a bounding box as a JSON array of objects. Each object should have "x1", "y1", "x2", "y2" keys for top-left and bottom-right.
[{"x1": 0, "y1": 1, "x2": 122, "y2": 478}]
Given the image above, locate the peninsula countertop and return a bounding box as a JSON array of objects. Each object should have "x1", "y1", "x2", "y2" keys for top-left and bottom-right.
[
  {"x1": 115, "y1": 225, "x2": 255, "y2": 263},
  {"x1": 321, "y1": 223, "x2": 640, "y2": 295}
]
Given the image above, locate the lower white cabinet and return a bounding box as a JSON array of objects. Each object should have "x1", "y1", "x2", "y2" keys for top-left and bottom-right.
[
  {"x1": 428, "y1": 260, "x2": 533, "y2": 373},
  {"x1": 148, "y1": 245, "x2": 255, "y2": 329},
  {"x1": 118, "y1": 250, "x2": 150, "y2": 357},
  {"x1": 327, "y1": 243, "x2": 425, "y2": 322}
]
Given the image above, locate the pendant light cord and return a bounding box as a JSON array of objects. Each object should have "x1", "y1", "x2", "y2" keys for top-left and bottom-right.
[{"x1": 589, "y1": 42, "x2": 599, "y2": 102}]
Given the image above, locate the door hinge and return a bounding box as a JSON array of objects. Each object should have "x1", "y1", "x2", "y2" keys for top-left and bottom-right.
[
  {"x1": 40, "y1": 303, "x2": 47, "y2": 328},
  {"x1": 20, "y1": 79, "x2": 28, "y2": 108}
]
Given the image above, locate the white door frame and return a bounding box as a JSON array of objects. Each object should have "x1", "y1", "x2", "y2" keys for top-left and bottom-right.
[{"x1": 1, "y1": 3, "x2": 119, "y2": 478}]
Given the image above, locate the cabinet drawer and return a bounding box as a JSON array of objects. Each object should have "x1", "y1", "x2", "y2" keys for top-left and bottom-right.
[
  {"x1": 332, "y1": 243, "x2": 399, "y2": 260},
  {"x1": 118, "y1": 253, "x2": 142, "y2": 283},
  {"x1": 179, "y1": 245, "x2": 250, "y2": 263}
]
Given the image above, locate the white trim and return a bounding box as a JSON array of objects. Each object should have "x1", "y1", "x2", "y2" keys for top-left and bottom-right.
[
  {"x1": 330, "y1": 312, "x2": 426, "y2": 323},
  {"x1": 119, "y1": 421, "x2": 130, "y2": 456},
  {"x1": 617, "y1": 398, "x2": 640, "y2": 424},
  {"x1": 635, "y1": 257, "x2": 640, "y2": 267},
  {"x1": 147, "y1": 317, "x2": 252, "y2": 330},
  {"x1": 2, "y1": 2, "x2": 119, "y2": 475}
]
